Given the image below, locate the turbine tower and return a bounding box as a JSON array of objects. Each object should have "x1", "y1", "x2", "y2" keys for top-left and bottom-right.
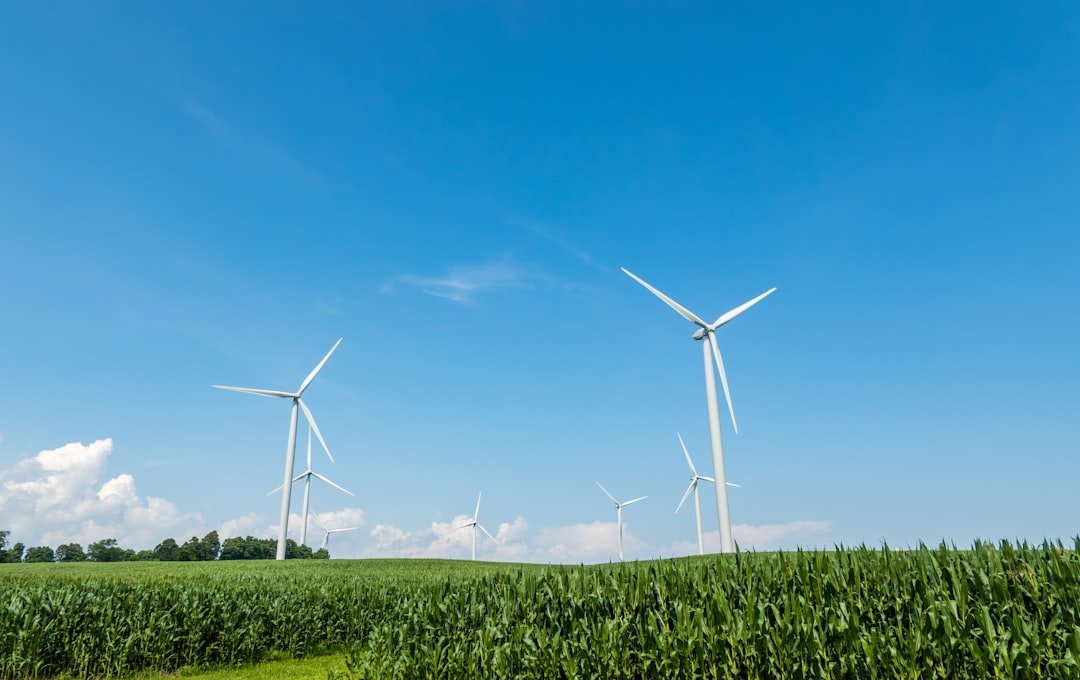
[
  {"x1": 596, "y1": 482, "x2": 647, "y2": 562},
  {"x1": 675, "y1": 431, "x2": 740, "y2": 555},
  {"x1": 622, "y1": 267, "x2": 774, "y2": 553},
  {"x1": 214, "y1": 338, "x2": 342, "y2": 560},
  {"x1": 456, "y1": 491, "x2": 499, "y2": 561},
  {"x1": 312, "y1": 510, "x2": 360, "y2": 551},
  {"x1": 268, "y1": 426, "x2": 353, "y2": 546}
]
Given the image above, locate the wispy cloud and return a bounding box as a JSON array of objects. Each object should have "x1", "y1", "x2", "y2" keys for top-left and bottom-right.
[
  {"x1": 382, "y1": 258, "x2": 533, "y2": 304},
  {"x1": 517, "y1": 220, "x2": 608, "y2": 272}
]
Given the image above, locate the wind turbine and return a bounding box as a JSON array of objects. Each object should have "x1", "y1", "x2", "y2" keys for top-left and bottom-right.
[
  {"x1": 456, "y1": 492, "x2": 500, "y2": 561},
  {"x1": 311, "y1": 510, "x2": 360, "y2": 551},
  {"x1": 267, "y1": 427, "x2": 353, "y2": 547},
  {"x1": 214, "y1": 338, "x2": 343, "y2": 560},
  {"x1": 674, "y1": 431, "x2": 741, "y2": 555},
  {"x1": 622, "y1": 267, "x2": 774, "y2": 553},
  {"x1": 596, "y1": 482, "x2": 647, "y2": 562}
]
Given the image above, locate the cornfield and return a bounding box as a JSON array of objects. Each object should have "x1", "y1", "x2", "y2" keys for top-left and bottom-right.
[{"x1": 2, "y1": 541, "x2": 1079, "y2": 679}]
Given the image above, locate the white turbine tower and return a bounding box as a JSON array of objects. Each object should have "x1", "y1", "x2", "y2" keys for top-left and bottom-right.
[
  {"x1": 456, "y1": 492, "x2": 500, "y2": 561},
  {"x1": 596, "y1": 482, "x2": 647, "y2": 562},
  {"x1": 622, "y1": 267, "x2": 774, "y2": 553},
  {"x1": 268, "y1": 427, "x2": 353, "y2": 546},
  {"x1": 674, "y1": 431, "x2": 741, "y2": 556},
  {"x1": 311, "y1": 510, "x2": 360, "y2": 551},
  {"x1": 214, "y1": 338, "x2": 342, "y2": 560}
]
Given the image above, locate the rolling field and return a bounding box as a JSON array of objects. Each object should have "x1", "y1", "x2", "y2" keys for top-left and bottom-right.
[{"x1": 2, "y1": 542, "x2": 1080, "y2": 679}]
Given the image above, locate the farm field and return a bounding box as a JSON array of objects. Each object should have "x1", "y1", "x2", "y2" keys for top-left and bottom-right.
[{"x1": 2, "y1": 542, "x2": 1080, "y2": 679}]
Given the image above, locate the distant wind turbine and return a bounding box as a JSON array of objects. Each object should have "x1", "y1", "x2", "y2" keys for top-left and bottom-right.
[
  {"x1": 622, "y1": 267, "x2": 774, "y2": 553},
  {"x1": 214, "y1": 338, "x2": 343, "y2": 560},
  {"x1": 268, "y1": 427, "x2": 353, "y2": 547},
  {"x1": 311, "y1": 510, "x2": 360, "y2": 551},
  {"x1": 596, "y1": 482, "x2": 647, "y2": 562},
  {"x1": 456, "y1": 492, "x2": 500, "y2": 561},
  {"x1": 674, "y1": 432, "x2": 740, "y2": 555}
]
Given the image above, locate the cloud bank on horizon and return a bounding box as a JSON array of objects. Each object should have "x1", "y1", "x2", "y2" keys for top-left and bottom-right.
[{"x1": 0, "y1": 439, "x2": 831, "y2": 562}]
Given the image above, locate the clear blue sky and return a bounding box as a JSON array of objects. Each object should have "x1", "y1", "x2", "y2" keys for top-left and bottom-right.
[{"x1": 1, "y1": 2, "x2": 1077, "y2": 560}]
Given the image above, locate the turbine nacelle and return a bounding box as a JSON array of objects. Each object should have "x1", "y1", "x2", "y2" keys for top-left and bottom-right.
[{"x1": 691, "y1": 328, "x2": 708, "y2": 341}]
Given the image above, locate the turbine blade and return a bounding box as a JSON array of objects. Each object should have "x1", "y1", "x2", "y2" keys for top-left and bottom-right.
[
  {"x1": 623, "y1": 495, "x2": 648, "y2": 507},
  {"x1": 292, "y1": 472, "x2": 308, "y2": 483},
  {"x1": 266, "y1": 484, "x2": 284, "y2": 496},
  {"x1": 474, "y1": 491, "x2": 482, "y2": 521},
  {"x1": 478, "y1": 523, "x2": 500, "y2": 544},
  {"x1": 709, "y1": 332, "x2": 738, "y2": 434},
  {"x1": 298, "y1": 338, "x2": 343, "y2": 395},
  {"x1": 711, "y1": 288, "x2": 777, "y2": 329},
  {"x1": 621, "y1": 268, "x2": 709, "y2": 328},
  {"x1": 699, "y1": 475, "x2": 716, "y2": 483},
  {"x1": 676, "y1": 431, "x2": 697, "y2": 475},
  {"x1": 212, "y1": 385, "x2": 293, "y2": 398},
  {"x1": 456, "y1": 522, "x2": 474, "y2": 529},
  {"x1": 299, "y1": 399, "x2": 334, "y2": 464},
  {"x1": 727, "y1": 482, "x2": 742, "y2": 488},
  {"x1": 675, "y1": 480, "x2": 695, "y2": 514},
  {"x1": 309, "y1": 510, "x2": 328, "y2": 532},
  {"x1": 331, "y1": 527, "x2": 360, "y2": 534},
  {"x1": 310, "y1": 471, "x2": 354, "y2": 496},
  {"x1": 596, "y1": 482, "x2": 618, "y2": 505},
  {"x1": 307, "y1": 428, "x2": 313, "y2": 468}
]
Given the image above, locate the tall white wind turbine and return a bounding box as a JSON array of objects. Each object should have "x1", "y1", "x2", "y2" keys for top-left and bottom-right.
[
  {"x1": 214, "y1": 338, "x2": 343, "y2": 560},
  {"x1": 674, "y1": 431, "x2": 740, "y2": 556},
  {"x1": 456, "y1": 492, "x2": 500, "y2": 561},
  {"x1": 622, "y1": 267, "x2": 774, "y2": 553},
  {"x1": 596, "y1": 482, "x2": 647, "y2": 562},
  {"x1": 268, "y1": 427, "x2": 353, "y2": 546},
  {"x1": 312, "y1": 510, "x2": 360, "y2": 551}
]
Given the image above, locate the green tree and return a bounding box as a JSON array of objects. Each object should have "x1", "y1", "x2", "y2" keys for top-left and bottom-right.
[
  {"x1": 313, "y1": 547, "x2": 330, "y2": 559},
  {"x1": 87, "y1": 538, "x2": 126, "y2": 562},
  {"x1": 199, "y1": 530, "x2": 221, "y2": 561},
  {"x1": 24, "y1": 546, "x2": 55, "y2": 563},
  {"x1": 1, "y1": 542, "x2": 25, "y2": 563},
  {"x1": 55, "y1": 543, "x2": 86, "y2": 562},
  {"x1": 153, "y1": 538, "x2": 180, "y2": 561},
  {"x1": 220, "y1": 535, "x2": 276, "y2": 560}
]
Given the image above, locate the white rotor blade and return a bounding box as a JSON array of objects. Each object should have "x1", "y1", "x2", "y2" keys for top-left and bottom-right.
[
  {"x1": 306, "y1": 429, "x2": 313, "y2": 469},
  {"x1": 708, "y1": 332, "x2": 738, "y2": 434},
  {"x1": 474, "y1": 492, "x2": 482, "y2": 521},
  {"x1": 298, "y1": 338, "x2": 343, "y2": 395},
  {"x1": 711, "y1": 287, "x2": 777, "y2": 329},
  {"x1": 727, "y1": 482, "x2": 742, "y2": 488},
  {"x1": 478, "y1": 523, "x2": 500, "y2": 544},
  {"x1": 266, "y1": 484, "x2": 285, "y2": 497},
  {"x1": 310, "y1": 471, "x2": 354, "y2": 496},
  {"x1": 699, "y1": 475, "x2": 716, "y2": 483},
  {"x1": 309, "y1": 510, "x2": 328, "y2": 532},
  {"x1": 456, "y1": 522, "x2": 475, "y2": 530},
  {"x1": 676, "y1": 431, "x2": 697, "y2": 475},
  {"x1": 621, "y1": 268, "x2": 709, "y2": 329},
  {"x1": 329, "y1": 527, "x2": 360, "y2": 534},
  {"x1": 622, "y1": 495, "x2": 648, "y2": 507},
  {"x1": 675, "y1": 480, "x2": 696, "y2": 514},
  {"x1": 293, "y1": 471, "x2": 309, "y2": 483},
  {"x1": 596, "y1": 481, "x2": 618, "y2": 505},
  {"x1": 212, "y1": 385, "x2": 293, "y2": 398},
  {"x1": 298, "y1": 399, "x2": 334, "y2": 464}
]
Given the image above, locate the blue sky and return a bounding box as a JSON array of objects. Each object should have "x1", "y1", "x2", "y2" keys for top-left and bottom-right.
[{"x1": 1, "y1": 3, "x2": 1078, "y2": 561}]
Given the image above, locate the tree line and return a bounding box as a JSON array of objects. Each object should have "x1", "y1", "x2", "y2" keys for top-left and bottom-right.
[{"x1": 0, "y1": 530, "x2": 330, "y2": 562}]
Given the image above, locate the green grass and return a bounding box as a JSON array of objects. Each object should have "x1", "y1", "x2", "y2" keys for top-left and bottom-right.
[
  {"x1": 130, "y1": 652, "x2": 346, "y2": 679},
  {"x1": 4, "y1": 543, "x2": 1080, "y2": 679}
]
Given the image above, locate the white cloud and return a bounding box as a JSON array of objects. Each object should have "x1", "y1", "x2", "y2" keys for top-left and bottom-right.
[
  {"x1": 661, "y1": 520, "x2": 834, "y2": 557},
  {"x1": 382, "y1": 258, "x2": 532, "y2": 304},
  {"x1": 217, "y1": 512, "x2": 266, "y2": 539},
  {"x1": 0, "y1": 439, "x2": 202, "y2": 549}
]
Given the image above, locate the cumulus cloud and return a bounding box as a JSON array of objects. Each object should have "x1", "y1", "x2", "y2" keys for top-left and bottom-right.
[{"x1": 0, "y1": 439, "x2": 202, "y2": 549}]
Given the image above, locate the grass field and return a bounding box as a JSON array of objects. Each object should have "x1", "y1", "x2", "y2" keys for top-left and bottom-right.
[{"x1": 3, "y1": 542, "x2": 1080, "y2": 678}]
